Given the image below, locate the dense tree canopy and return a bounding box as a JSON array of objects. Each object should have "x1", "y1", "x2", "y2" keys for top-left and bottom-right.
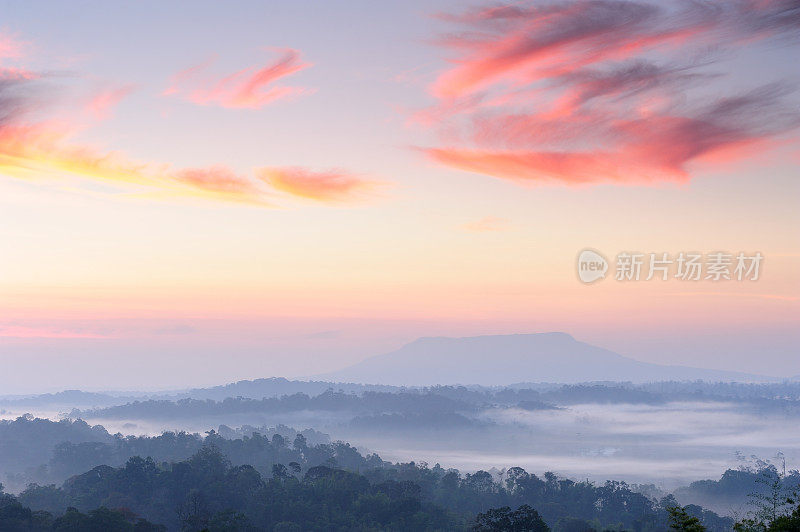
[{"x1": 4, "y1": 438, "x2": 740, "y2": 531}]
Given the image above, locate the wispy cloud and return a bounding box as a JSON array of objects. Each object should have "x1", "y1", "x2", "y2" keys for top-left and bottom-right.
[
  {"x1": 0, "y1": 33, "x2": 37, "y2": 80},
  {"x1": 0, "y1": 42, "x2": 380, "y2": 207},
  {"x1": 164, "y1": 48, "x2": 313, "y2": 109},
  {"x1": 85, "y1": 85, "x2": 134, "y2": 120},
  {"x1": 258, "y1": 167, "x2": 382, "y2": 202},
  {"x1": 0, "y1": 33, "x2": 25, "y2": 60},
  {"x1": 421, "y1": 0, "x2": 800, "y2": 186},
  {"x1": 0, "y1": 77, "x2": 274, "y2": 205}
]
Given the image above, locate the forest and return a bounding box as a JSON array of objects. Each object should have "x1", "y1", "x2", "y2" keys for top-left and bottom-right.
[
  {"x1": 2, "y1": 379, "x2": 800, "y2": 530},
  {"x1": 0, "y1": 435, "x2": 732, "y2": 531},
  {"x1": 1, "y1": 415, "x2": 799, "y2": 531}
]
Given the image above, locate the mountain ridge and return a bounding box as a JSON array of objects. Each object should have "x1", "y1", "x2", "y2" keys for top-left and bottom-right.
[{"x1": 315, "y1": 332, "x2": 775, "y2": 386}]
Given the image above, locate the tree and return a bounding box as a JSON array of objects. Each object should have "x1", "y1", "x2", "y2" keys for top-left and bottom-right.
[
  {"x1": 555, "y1": 517, "x2": 596, "y2": 531},
  {"x1": 767, "y1": 500, "x2": 800, "y2": 531},
  {"x1": 272, "y1": 463, "x2": 289, "y2": 479},
  {"x1": 668, "y1": 505, "x2": 706, "y2": 531},
  {"x1": 207, "y1": 509, "x2": 250, "y2": 531},
  {"x1": 292, "y1": 434, "x2": 307, "y2": 452},
  {"x1": 734, "y1": 466, "x2": 798, "y2": 531},
  {"x1": 177, "y1": 489, "x2": 209, "y2": 531},
  {"x1": 751, "y1": 468, "x2": 793, "y2": 525},
  {"x1": 50, "y1": 506, "x2": 165, "y2": 531},
  {"x1": 735, "y1": 499, "x2": 800, "y2": 531},
  {"x1": 474, "y1": 504, "x2": 549, "y2": 531}
]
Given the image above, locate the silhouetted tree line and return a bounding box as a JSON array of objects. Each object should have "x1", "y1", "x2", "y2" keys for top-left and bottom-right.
[
  {"x1": 5, "y1": 453, "x2": 795, "y2": 531},
  {"x1": 4, "y1": 438, "x2": 741, "y2": 531},
  {"x1": 674, "y1": 465, "x2": 800, "y2": 516},
  {"x1": 74, "y1": 390, "x2": 479, "y2": 420},
  {"x1": 10, "y1": 416, "x2": 800, "y2": 530},
  {"x1": 6, "y1": 379, "x2": 800, "y2": 416},
  {"x1": 61, "y1": 382, "x2": 800, "y2": 428},
  {"x1": 0, "y1": 417, "x2": 333, "y2": 489},
  {"x1": 9, "y1": 447, "x2": 460, "y2": 531}
]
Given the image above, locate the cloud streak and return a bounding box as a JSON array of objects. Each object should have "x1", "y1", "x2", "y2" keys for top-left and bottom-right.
[
  {"x1": 0, "y1": 33, "x2": 37, "y2": 80},
  {"x1": 422, "y1": 0, "x2": 800, "y2": 186},
  {"x1": 0, "y1": 49, "x2": 378, "y2": 206},
  {"x1": 0, "y1": 121, "x2": 275, "y2": 205},
  {"x1": 0, "y1": 77, "x2": 269, "y2": 204},
  {"x1": 0, "y1": 325, "x2": 110, "y2": 339},
  {"x1": 165, "y1": 48, "x2": 313, "y2": 109},
  {"x1": 258, "y1": 167, "x2": 381, "y2": 202}
]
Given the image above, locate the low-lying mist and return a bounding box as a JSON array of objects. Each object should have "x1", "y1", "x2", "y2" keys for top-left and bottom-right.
[{"x1": 3, "y1": 380, "x2": 798, "y2": 492}]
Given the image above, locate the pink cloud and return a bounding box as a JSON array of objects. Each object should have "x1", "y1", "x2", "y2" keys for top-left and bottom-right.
[
  {"x1": 0, "y1": 33, "x2": 25, "y2": 60},
  {"x1": 429, "y1": 1, "x2": 727, "y2": 99},
  {"x1": 421, "y1": 0, "x2": 800, "y2": 186},
  {"x1": 427, "y1": 84, "x2": 798, "y2": 186},
  {"x1": 85, "y1": 85, "x2": 135, "y2": 120},
  {"x1": 0, "y1": 32, "x2": 37, "y2": 79},
  {"x1": 165, "y1": 48, "x2": 313, "y2": 109}
]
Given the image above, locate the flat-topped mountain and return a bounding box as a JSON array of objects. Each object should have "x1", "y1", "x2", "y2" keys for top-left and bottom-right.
[{"x1": 317, "y1": 332, "x2": 772, "y2": 386}]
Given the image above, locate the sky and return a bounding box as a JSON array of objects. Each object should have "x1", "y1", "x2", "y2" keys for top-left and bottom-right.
[{"x1": 0, "y1": 0, "x2": 798, "y2": 393}]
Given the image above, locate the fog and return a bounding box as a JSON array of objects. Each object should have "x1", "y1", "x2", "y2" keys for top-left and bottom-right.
[
  {"x1": 4, "y1": 389, "x2": 797, "y2": 491},
  {"x1": 359, "y1": 402, "x2": 799, "y2": 489}
]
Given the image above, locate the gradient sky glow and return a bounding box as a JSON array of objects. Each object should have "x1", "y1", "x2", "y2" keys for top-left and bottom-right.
[{"x1": 0, "y1": 0, "x2": 798, "y2": 393}]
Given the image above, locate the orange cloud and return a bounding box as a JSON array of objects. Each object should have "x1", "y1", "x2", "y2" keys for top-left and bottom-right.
[
  {"x1": 0, "y1": 77, "x2": 269, "y2": 204},
  {"x1": 0, "y1": 120, "x2": 379, "y2": 205},
  {"x1": 0, "y1": 119, "x2": 277, "y2": 205},
  {"x1": 165, "y1": 48, "x2": 312, "y2": 109},
  {"x1": 258, "y1": 167, "x2": 381, "y2": 202},
  {"x1": 422, "y1": 1, "x2": 800, "y2": 186},
  {"x1": 171, "y1": 166, "x2": 276, "y2": 204},
  {"x1": 0, "y1": 72, "x2": 377, "y2": 206}
]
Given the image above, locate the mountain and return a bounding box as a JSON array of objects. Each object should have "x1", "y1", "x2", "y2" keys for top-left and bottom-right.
[{"x1": 316, "y1": 332, "x2": 774, "y2": 386}]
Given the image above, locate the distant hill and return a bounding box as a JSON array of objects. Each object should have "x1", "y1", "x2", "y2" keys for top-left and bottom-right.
[
  {"x1": 170, "y1": 377, "x2": 397, "y2": 401},
  {"x1": 0, "y1": 390, "x2": 141, "y2": 408},
  {"x1": 0, "y1": 378, "x2": 400, "y2": 409},
  {"x1": 315, "y1": 332, "x2": 774, "y2": 386}
]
